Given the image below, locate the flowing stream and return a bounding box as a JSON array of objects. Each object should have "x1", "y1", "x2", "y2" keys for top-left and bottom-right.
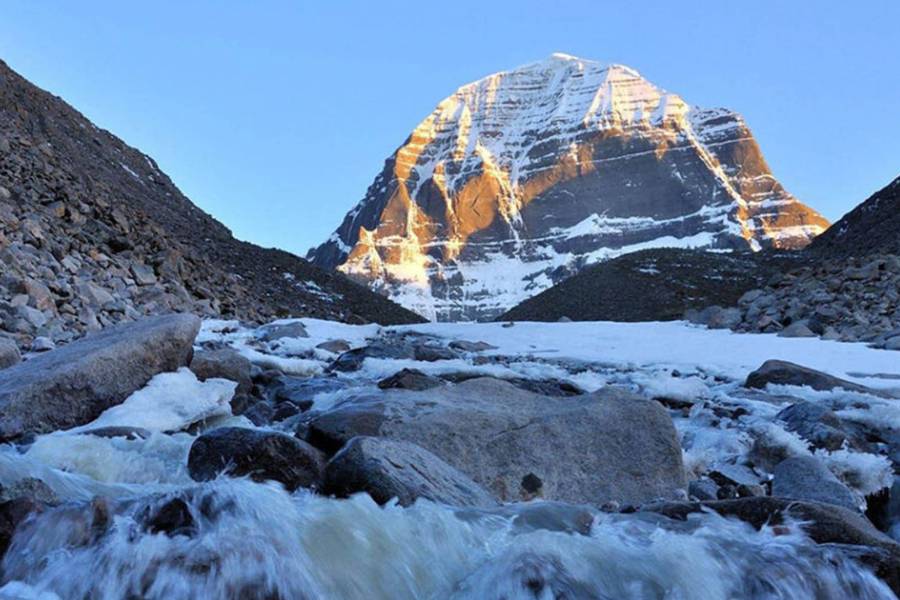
[{"x1": 0, "y1": 411, "x2": 895, "y2": 600}]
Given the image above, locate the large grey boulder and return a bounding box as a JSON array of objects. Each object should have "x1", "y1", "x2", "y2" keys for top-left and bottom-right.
[
  {"x1": 188, "y1": 427, "x2": 325, "y2": 492},
  {"x1": 0, "y1": 314, "x2": 200, "y2": 440},
  {"x1": 0, "y1": 338, "x2": 20, "y2": 370},
  {"x1": 745, "y1": 360, "x2": 884, "y2": 397},
  {"x1": 323, "y1": 436, "x2": 498, "y2": 507},
  {"x1": 308, "y1": 378, "x2": 686, "y2": 505},
  {"x1": 772, "y1": 456, "x2": 858, "y2": 511}
]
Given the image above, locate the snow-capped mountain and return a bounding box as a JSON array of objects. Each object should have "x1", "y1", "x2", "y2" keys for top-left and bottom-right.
[{"x1": 309, "y1": 53, "x2": 828, "y2": 321}]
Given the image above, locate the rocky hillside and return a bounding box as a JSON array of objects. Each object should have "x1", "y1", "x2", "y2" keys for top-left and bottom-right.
[
  {"x1": 810, "y1": 175, "x2": 900, "y2": 258},
  {"x1": 688, "y1": 253, "x2": 900, "y2": 349},
  {"x1": 498, "y1": 248, "x2": 799, "y2": 323},
  {"x1": 0, "y1": 59, "x2": 423, "y2": 349},
  {"x1": 682, "y1": 175, "x2": 900, "y2": 349},
  {"x1": 310, "y1": 53, "x2": 828, "y2": 321}
]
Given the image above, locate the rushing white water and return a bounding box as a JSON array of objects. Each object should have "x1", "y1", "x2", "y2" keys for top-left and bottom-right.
[{"x1": 0, "y1": 470, "x2": 894, "y2": 600}]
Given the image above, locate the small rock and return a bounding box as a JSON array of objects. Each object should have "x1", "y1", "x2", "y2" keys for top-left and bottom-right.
[
  {"x1": 190, "y1": 348, "x2": 253, "y2": 397},
  {"x1": 377, "y1": 368, "x2": 443, "y2": 391},
  {"x1": 80, "y1": 426, "x2": 152, "y2": 440},
  {"x1": 0, "y1": 497, "x2": 43, "y2": 558},
  {"x1": 736, "y1": 483, "x2": 766, "y2": 498},
  {"x1": 448, "y1": 340, "x2": 497, "y2": 353},
  {"x1": 413, "y1": 344, "x2": 458, "y2": 362},
  {"x1": 142, "y1": 496, "x2": 195, "y2": 537},
  {"x1": 258, "y1": 321, "x2": 308, "y2": 342},
  {"x1": 327, "y1": 348, "x2": 367, "y2": 373},
  {"x1": 776, "y1": 402, "x2": 849, "y2": 451},
  {"x1": 315, "y1": 339, "x2": 351, "y2": 354},
  {"x1": 130, "y1": 263, "x2": 158, "y2": 286},
  {"x1": 29, "y1": 336, "x2": 55, "y2": 353},
  {"x1": 688, "y1": 479, "x2": 719, "y2": 501},
  {"x1": 243, "y1": 402, "x2": 275, "y2": 426},
  {"x1": 778, "y1": 322, "x2": 816, "y2": 338}
]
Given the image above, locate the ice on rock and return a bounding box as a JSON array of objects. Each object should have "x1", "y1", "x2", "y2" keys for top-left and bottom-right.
[{"x1": 68, "y1": 367, "x2": 235, "y2": 434}]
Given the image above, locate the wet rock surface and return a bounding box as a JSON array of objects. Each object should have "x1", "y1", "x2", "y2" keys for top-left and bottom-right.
[{"x1": 188, "y1": 427, "x2": 325, "y2": 491}]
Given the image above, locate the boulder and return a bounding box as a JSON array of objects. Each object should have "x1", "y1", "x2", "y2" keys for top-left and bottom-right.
[
  {"x1": 377, "y1": 368, "x2": 443, "y2": 391},
  {"x1": 745, "y1": 360, "x2": 883, "y2": 396},
  {"x1": 772, "y1": 456, "x2": 858, "y2": 511},
  {"x1": 187, "y1": 427, "x2": 325, "y2": 492},
  {"x1": 0, "y1": 338, "x2": 20, "y2": 370},
  {"x1": 308, "y1": 379, "x2": 686, "y2": 505},
  {"x1": 190, "y1": 347, "x2": 253, "y2": 397},
  {"x1": 0, "y1": 314, "x2": 200, "y2": 440},
  {"x1": 322, "y1": 436, "x2": 498, "y2": 507}
]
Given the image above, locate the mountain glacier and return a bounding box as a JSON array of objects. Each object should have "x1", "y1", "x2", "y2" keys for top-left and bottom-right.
[{"x1": 310, "y1": 53, "x2": 828, "y2": 321}]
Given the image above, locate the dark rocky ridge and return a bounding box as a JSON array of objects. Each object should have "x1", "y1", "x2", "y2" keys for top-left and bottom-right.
[
  {"x1": 0, "y1": 58, "x2": 423, "y2": 349},
  {"x1": 811, "y1": 176, "x2": 900, "y2": 258},
  {"x1": 498, "y1": 248, "x2": 799, "y2": 323}
]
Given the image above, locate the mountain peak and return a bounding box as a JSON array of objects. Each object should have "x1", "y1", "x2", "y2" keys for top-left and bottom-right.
[{"x1": 310, "y1": 55, "x2": 828, "y2": 321}]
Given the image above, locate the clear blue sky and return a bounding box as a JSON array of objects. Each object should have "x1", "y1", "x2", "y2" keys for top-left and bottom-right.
[{"x1": 1, "y1": 1, "x2": 897, "y2": 256}]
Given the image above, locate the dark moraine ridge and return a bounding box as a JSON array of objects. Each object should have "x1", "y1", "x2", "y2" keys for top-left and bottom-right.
[
  {"x1": 497, "y1": 248, "x2": 801, "y2": 323},
  {"x1": 810, "y1": 175, "x2": 900, "y2": 258}
]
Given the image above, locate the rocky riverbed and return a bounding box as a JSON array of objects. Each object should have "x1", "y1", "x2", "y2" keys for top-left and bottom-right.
[{"x1": 1, "y1": 315, "x2": 900, "y2": 598}]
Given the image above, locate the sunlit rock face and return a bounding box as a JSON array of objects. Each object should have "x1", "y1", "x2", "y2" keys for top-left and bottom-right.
[{"x1": 310, "y1": 53, "x2": 828, "y2": 321}]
